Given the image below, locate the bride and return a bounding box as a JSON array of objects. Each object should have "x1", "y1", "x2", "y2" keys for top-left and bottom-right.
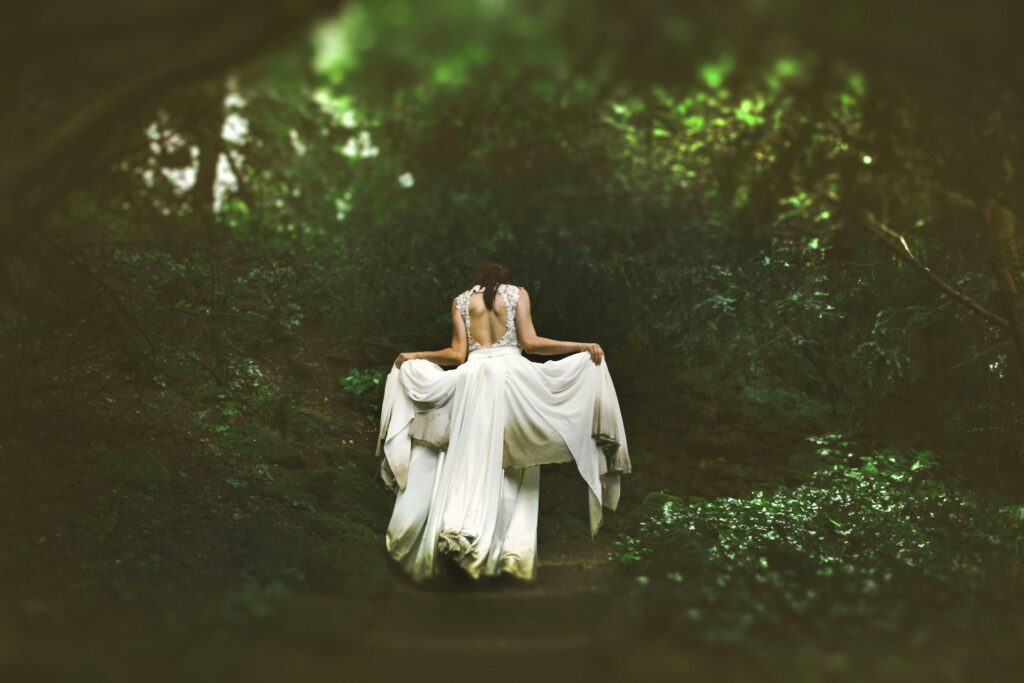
[{"x1": 375, "y1": 261, "x2": 631, "y2": 582}]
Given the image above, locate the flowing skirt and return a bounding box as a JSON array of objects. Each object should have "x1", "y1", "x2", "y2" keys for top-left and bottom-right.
[{"x1": 375, "y1": 346, "x2": 630, "y2": 582}]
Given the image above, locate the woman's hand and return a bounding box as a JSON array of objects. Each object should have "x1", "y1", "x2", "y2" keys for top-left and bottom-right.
[
  {"x1": 580, "y1": 343, "x2": 604, "y2": 364},
  {"x1": 394, "y1": 352, "x2": 419, "y2": 367}
]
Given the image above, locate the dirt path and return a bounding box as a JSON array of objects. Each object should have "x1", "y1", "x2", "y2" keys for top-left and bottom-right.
[
  {"x1": 358, "y1": 538, "x2": 618, "y2": 661},
  {"x1": 221, "y1": 534, "x2": 632, "y2": 683}
]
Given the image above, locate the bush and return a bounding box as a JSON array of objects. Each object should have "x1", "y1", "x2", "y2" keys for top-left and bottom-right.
[
  {"x1": 611, "y1": 435, "x2": 1024, "y2": 641},
  {"x1": 338, "y1": 367, "x2": 387, "y2": 421}
]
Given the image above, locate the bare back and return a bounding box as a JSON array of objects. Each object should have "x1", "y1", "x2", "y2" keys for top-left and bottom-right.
[
  {"x1": 454, "y1": 283, "x2": 522, "y2": 352},
  {"x1": 466, "y1": 290, "x2": 510, "y2": 347}
]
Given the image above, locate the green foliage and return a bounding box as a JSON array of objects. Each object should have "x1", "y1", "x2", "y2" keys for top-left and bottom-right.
[
  {"x1": 214, "y1": 419, "x2": 305, "y2": 470},
  {"x1": 218, "y1": 358, "x2": 275, "y2": 421},
  {"x1": 253, "y1": 463, "x2": 392, "y2": 591},
  {"x1": 338, "y1": 367, "x2": 387, "y2": 420},
  {"x1": 2, "y1": 2, "x2": 1024, "y2": 676},
  {"x1": 229, "y1": 265, "x2": 305, "y2": 339},
  {"x1": 338, "y1": 367, "x2": 384, "y2": 396},
  {"x1": 611, "y1": 436, "x2": 1024, "y2": 640},
  {"x1": 14, "y1": 0, "x2": 1009, "y2": 465}
]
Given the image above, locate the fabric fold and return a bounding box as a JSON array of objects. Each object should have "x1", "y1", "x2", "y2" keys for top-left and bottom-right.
[
  {"x1": 376, "y1": 360, "x2": 456, "y2": 491},
  {"x1": 375, "y1": 346, "x2": 631, "y2": 581}
]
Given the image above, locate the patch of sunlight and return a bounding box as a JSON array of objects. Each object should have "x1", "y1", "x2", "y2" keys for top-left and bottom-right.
[
  {"x1": 161, "y1": 146, "x2": 199, "y2": 194},
  {"x1": 684, "y1": 114, "x2": 705, "y2": 131},
  {"x1": 146, "y1": 114, "x2": 187, "y2": 156},
  {"x1": 432, "y1": 42, "x2": 490, "y2": 87},
  {"x1": 848, "y1": 71, "x2": 867, "y2": 97},
  {"x1": 698, "y1": 54, "x2": 736, "y2": 89},
  {"x1": 222, "y1": 113, "x2": 249, "y2": 145},
  {"x1": 610, "y1": 97, "x2": 646, "y2": 118},
  {"x1": 774, "y1": 57, "x2": 803, "y2": 79},
  {"x1": 213, "y1": 152, "x2": 239, "y2": 213},
  {"x1": 339, "y1": 131, "x2": 379, "y2": 159},
  {"x1": 433, "y1": 60, "x2": 464, "y2": 86},
  {"x1": 311, "y1": 3, "x2": 369, "y2": 86},
  {"x1": 334, "y1": 192, "x2": 353, "y2": 221},
  {"x1": 765, "y1": 56, "x2": 805, "y2": 91},
  {"x1": 223, "y1": 75, "x2": 247, "y2": 109},
  {"x1": 222, "y1": 76, "x2": 249, "y2": 145},
  {"x1": 313, "y1": 88, "x2": 359, "y2": 127},
  {"x1": 289, "y1": 129, "x2": 307, "y2": 157},
  {"x1": 735, "y1": 97, "x2": 765, "y2": 126}
]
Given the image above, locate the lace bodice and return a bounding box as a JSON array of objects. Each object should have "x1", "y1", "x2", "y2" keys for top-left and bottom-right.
[{"x1": 455, "y1": 283, "x2": 522, "y2": 352}]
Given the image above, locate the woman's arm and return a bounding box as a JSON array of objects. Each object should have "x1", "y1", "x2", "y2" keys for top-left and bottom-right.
[
  {"x1": 394, "y1": 299, "x2": 468, "y2": 367},
  {"x1": 515, "y1": 287, "x2": 604, "y2": 364}
]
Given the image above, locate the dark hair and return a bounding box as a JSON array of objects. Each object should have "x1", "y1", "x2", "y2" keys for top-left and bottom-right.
[{"x1": 469, "y1": 261, "x2": 512, "y2": 310}]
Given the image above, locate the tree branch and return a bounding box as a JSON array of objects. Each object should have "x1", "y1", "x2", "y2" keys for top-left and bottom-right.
[{"x1": 864, "y1": 214, "x2": 1010, "y2": 330}]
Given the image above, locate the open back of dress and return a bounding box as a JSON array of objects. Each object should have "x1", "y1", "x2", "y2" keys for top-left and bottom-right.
[
  {"x1": 456, "y1": 283, "x2": 521, "y2": 352},
  {"x1": 461, "y1": 285, "x2": 513, "y2": 349},
  {"x1": 376, "y1": 282, "x2": 631, "y2": 582}
]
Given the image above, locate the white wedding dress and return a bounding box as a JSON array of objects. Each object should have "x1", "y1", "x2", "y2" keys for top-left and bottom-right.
[{"x1": 375, "y1": 283, "x2": 631, "y2": 581}]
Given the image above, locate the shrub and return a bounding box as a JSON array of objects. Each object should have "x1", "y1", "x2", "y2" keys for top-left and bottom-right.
[{"x1": 611, "y1": 436, "x2": 1024, "y2": 641}]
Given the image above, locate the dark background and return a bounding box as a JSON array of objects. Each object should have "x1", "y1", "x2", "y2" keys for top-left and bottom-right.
[{"x1": 2, "y1": 1, "x2": 1023, "y2": 680}]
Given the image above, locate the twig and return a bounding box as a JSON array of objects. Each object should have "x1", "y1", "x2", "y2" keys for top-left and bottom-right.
[
  {"x1": 951, "y1": 339, "x2": 1013, "y2": 371},
  {"x1": 864, "y1": 215, "x2": 1010, "y2": 330}
]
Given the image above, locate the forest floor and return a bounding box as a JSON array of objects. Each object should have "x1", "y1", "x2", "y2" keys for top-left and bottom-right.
[{"x1": 1, "y1": 324, "x2": 1020, "y2": 682}]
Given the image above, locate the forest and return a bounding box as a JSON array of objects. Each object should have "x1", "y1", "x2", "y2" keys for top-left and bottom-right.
[{"x1": 2, "y1": 0, "x2": 1023, "y2": 680}]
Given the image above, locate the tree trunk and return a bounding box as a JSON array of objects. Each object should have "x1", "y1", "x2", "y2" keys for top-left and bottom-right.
[
  {"x1": 192, "y1": 78, "x2": 226, "y2": 244},
  {"x1": 194, "y1": 124, "x2": 223, "y2": 244}
]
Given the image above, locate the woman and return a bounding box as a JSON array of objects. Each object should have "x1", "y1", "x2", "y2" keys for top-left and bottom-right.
[{"x1": 375, "y1": 261, "x2": 631, "y2": 582}]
